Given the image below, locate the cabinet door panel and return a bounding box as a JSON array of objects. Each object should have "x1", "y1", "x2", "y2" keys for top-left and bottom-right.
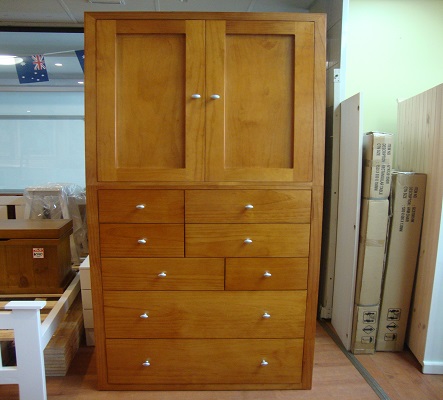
[
  {"x1": 206, "y1": 21, "x2": 314, "y2": 182},
  {"x1": 96, "y1": 20, "x2": 205, "y2": 181}
]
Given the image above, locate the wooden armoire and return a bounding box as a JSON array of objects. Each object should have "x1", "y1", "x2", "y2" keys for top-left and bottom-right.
[{"x1": 85, "y1": 12, "x2": 325, "y2": 390}]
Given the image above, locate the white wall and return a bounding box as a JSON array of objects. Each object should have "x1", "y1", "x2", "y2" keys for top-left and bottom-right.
[
  {"x1": 0, "y1": 91, "x2": 85, "y2": 191},
  {"x1": 345, "y1": 0, "x2": 443, "y2": 134}
]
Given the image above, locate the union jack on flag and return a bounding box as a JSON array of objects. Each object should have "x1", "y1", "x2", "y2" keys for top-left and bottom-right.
[
  {"x1": 32, "y1": 54, "x2": 47, "y2": 71},
  {"x1": 15, "y1": 54, "x2": 49, "y2": 84}
]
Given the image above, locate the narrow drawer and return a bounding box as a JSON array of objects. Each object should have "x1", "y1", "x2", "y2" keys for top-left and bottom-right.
[
  {"x1": 185, "y1": 189, "x2": 311, "y2": 223},
  {"x1": 98, "y1": 190, "x2": 184, "y2": 223},
  {"x1": 186, "y1": 224, "x2": 309, "y2": 257},
  {"x1": 225, "y1": 258, "x2": 308, "y2": 290},
  {"x1": 100, "y1": 224, "x2": 184, "y2": 257},
  {"x1": 106, "y1": 338, "x2": 303, "y2": 385},
  {"x1": 104, "y1": 291, "x2": 306, "y2": 338},
  {"x1": 102, "y1": 258, "x2": 224, "y2": 290}
]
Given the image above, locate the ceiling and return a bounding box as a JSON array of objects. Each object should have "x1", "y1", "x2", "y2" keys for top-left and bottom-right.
[{"x1": 0, "y1": 0, "x2": 318, "y2": 89}]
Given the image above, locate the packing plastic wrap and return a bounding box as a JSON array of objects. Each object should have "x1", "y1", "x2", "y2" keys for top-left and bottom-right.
[{"x1": 23, "y1": 183, "x2": 88, "y2": 261}]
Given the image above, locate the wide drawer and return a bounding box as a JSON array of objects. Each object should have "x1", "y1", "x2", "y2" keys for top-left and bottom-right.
[
  {"x1": 100, "y1": 224, "x2": 184, "y2": 257},
  {"x1": 102, "y1": 258, "x2": 224, "y2": 290},
  {"x1": 186, "y1": 224, "x2": 309, "y2": 257},
  {"x1": 104, "y1": 291, "x2": 306, "y2": 338},
  {"x1": 98, "y1": 190, "x2": 184, "y2": 223},
  {"x1": 225, "y1": 258, "x2": 308, "y2": 290},
  {"x1": 106, "y1": 338, "x2": 303, "y2": 385},
  {"x1": 185, "y1": 189, "x2": 311, "y2": 223}
]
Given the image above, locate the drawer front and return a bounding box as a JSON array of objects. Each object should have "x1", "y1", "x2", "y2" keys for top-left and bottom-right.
[
  {"x1": 100, "y1": 224, "x2": 184, "y2": 257},
  {"x1": 98, "y1": 190, "x2": 184, "y2": 223},
  {"x1": 107, "y1": 338, "x2": 303, "y2": 385},
  {"x1": 104, "y1": 291, "x2": 306, "y2": 338},
  {"x1": 225, "y1": 258, "x2": 308, "y2": 290},
  {"x1": 185, "y1": 189, "x2": 311, "y2": 223},
  {"x1": 186, "y1": 224, "x2": 309, "y2": 257},
  {"x1": 102, "y1": 258, "x2": 224, "y2": 290}
]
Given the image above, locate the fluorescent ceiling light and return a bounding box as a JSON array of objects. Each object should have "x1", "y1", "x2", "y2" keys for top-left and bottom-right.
[
  {"x1": 89, "y1": 0, "x2": 125, "y2": 4},
  {"x1": 0, "y1": 55, "x2": 24, "y2": 65}
]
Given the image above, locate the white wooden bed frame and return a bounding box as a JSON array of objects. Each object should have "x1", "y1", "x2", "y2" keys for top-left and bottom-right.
[{"x1": 0, "y1": 273, "x2": 80, "y2": 400}]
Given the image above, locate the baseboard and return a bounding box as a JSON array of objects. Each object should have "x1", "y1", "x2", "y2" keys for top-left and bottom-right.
[{"x1": 422, "y1": 361, "x2": 443, "y2": 374}]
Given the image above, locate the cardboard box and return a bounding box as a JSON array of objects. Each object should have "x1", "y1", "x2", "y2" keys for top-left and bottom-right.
[
  {"x1": 376, "y1": 172, "x2": 426, "y2": 351},
  {"x1": 0, "y1": 219, "x2": 74, "y2": 294},
  {"x1": 354, "y1": 199, "x2": 389, "y2": 306},
  {"x1": 362, "y1": 132, "x2": 393, "y2": 199},
  {"x1": 351, "y1": 305, "x2": 379, "y2": 354}
]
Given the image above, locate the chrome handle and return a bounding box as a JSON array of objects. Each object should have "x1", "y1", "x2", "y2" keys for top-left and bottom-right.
[
  {"x1": 140, "y1": 312, "x2": 149, "y2": 319},
  {"x1": 263, "y1": 271, "x2": 272, "y2": 278},
  {"x1": 191, "y1": 94, "x2": 201, "y2": 99},
  {"x1": 142, "y1": 360, "x2": 151, "y2": 367},
  {"x1": 244, "y1": 204, "x2": 254, "y2": 209},
  {"x1": 136, "y1": 204, "x2": 145, "y2": 209},
  {"x1": 158, "y1": 272, "x2": 167, "y2": 278},
  {"x1": 261, "y1": 359, "x2": 269, "y2": 366},
  {"x1": 210, "y1": 94, "x2": 221, "y2": 100},
  {"x1": 244, "y1": 238, "x2": 253, "y2": 244},
  {"x1": 262, "y1": 312, "x2": 271, "y2": 319},
  {"x1": 138, "y1": 238, "x2": 147, "y2": 244}
]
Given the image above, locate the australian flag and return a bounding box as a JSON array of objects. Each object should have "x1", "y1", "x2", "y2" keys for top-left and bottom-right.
[
  {"x1": 15, "y1": 55, "x2": 49, "y2": 84},
  {"x1": 75, "y1": 50, "x2": 85, "y2": 73}
]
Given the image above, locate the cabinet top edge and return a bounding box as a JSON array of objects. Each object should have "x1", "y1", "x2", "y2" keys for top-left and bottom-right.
[{"x1": 84, "y1": 11, "x2": 326, "y2": 23}]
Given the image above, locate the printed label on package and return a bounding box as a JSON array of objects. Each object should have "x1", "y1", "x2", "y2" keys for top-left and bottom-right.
[{"x1": 33, "y1": 248, "x2": 44, "y2": 258}]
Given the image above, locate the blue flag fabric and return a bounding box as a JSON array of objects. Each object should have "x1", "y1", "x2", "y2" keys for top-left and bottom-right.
[
  {"x1": 15, "y1": 55, "x2": 49, "y2": 84},
  {"x1": 75, "y1": 50, "x2": 85, "y2": 73}
]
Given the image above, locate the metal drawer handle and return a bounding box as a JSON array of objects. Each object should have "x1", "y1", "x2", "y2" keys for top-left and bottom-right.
[
  {"x1": 261, "y1": 359, "x2": 269, "y2": 366},
  {"x1": 138, "y1": 238, "x2": 147, "y2": 244},
  {"x1": 140, "y1": 312, "x2": 149, "y2": 319},
  {"x1": 244, "y1": 204, "x2": 254, "y2": 209},
  {"x1": 262, "y1": 312, "x2": 271, "y2": 319},
  {"x1": 158, "y1": 271, "x2": 167, "y2": 278},
  {"x1": 210, "y1": 94, "x2": 221, "y2": 100},
  {"x1": 136, "y1": 204, "x2": 145, "y2": 209},
  {"x1": 191, "y1": 94, "x2": 201, "y2": 99},
  {"x1": 263, "y1": 271, "x2": 272, "y2": 278},
  {"x1": 142, "y1": 360, "x2": 151, "y2": 367},
  {"x1": 244, "y1": 238, "x2": 253, "y2": 244}
]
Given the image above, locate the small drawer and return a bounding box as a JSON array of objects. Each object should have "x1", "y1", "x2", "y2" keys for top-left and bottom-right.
[
  {"x1": 98, "y1": 190, "x2": 184, "y2": 223},
  {"x1": 185, "y1": 189, "x2": 311, "y2": 223},
  {"x1": 100, "y1": 224, "x2": 184, "y2": 258},
  {"x1": 104, "y1": 291, "x2": 306, "y2": 339},
  {"x1": 225, "y1": 258, "x2": 308, "y2": 290},
  {"x1": 106, "y1": 338, "x2": 303, "y2": 385},
  {"x1": 102, "y1": 258, "x2": 224, "y2": 290},
  {"x1": 186, "y1": 224, "x2": 309, "y2": 257}
]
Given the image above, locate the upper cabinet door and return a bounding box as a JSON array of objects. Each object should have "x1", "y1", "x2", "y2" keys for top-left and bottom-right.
[
  {"x1": 205, "y1": 20, "x2": 315, "y2": 183},
  {"x1": 96, "y1": 20, "x2": 205, "y2": 182}
]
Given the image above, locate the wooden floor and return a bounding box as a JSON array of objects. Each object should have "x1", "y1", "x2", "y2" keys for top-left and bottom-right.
[{"x1": 0, "y1": 321, "x2": 442, "y2": 400}]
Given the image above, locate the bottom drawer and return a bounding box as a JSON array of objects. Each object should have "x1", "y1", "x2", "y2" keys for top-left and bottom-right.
[{"x1": 106, "y1": 339, "x2": 303, "y2": 385}]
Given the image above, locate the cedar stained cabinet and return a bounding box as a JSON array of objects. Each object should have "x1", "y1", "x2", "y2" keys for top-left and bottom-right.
[{"x1": 95, "y1": 19, "x2": 314, "y2": 183}]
